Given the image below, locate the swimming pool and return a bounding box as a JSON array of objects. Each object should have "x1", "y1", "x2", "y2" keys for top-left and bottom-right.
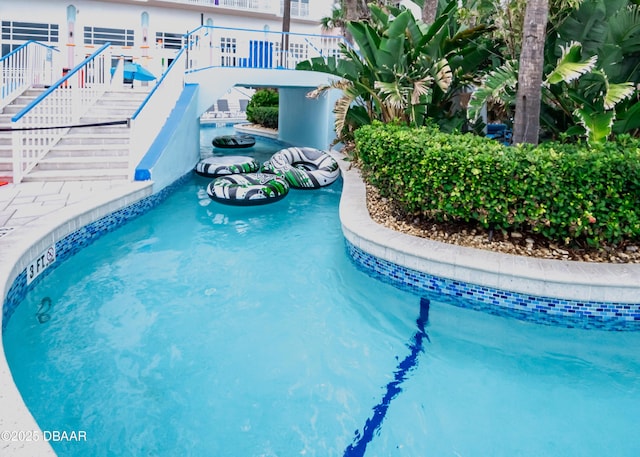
[{"x1": 4, "y1": 128, "x2": 640, "y2": 456}]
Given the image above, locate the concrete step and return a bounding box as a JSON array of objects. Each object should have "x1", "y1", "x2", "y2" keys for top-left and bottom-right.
[
  {"x1": 57, "y1": 132, "x2": 130, "y2": 145},
  {"x1": 21, "y1": 168, "x2": 130, "y2": 182},
  {"x1": 85, "y1": 107, "x2": 139, "y2": 117},
  {"x1": 47, "y1": 144, "x2": 129, "y2": 157},
  {"x1": 35, "y1": 156, "x2": 129, "y2": 170},
  {"x1": 95, "y1": 95, "x2": 147, "y2": 104},
  {"x1": 66, "y1": 125, "x2": 130, "y2": 134},
  {"x1": 1, "y1": 102, "x2": 34, "y2": 115},
  {"x1": 79, "y1": 115, "x2": 131, "y2": 123}
]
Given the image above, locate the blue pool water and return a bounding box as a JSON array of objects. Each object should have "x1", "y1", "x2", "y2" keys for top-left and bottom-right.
[{"x1": 4, "y1": 128, "x2": 640, "y2": 456}]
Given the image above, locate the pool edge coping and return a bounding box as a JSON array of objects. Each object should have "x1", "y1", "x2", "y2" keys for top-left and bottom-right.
[
  {"x1": 333, "y1": 151, "x2": 640, "y2": 305},
  {"x1": 0, "y1": 181, "x2": 153, "y2": 457}
]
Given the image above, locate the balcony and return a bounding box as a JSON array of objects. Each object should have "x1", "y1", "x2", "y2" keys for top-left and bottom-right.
[{"x1": 150, "y1": 0, "x2": 310, "y2": 18}]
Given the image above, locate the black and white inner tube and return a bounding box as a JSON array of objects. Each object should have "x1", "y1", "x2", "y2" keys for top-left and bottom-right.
[
  {"x1": 207, "y1": 172, "x2": 290, "y2": 206},
  {"x1": 195, "y1": 156, "x2": 259, "y2": 178},
  {"x1": 262, "y1": 147, "x2": 340, "y2": 189}
]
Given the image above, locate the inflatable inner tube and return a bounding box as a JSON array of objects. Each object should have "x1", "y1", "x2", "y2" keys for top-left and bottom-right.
[
  {"x1": 195, "y1": 156, "x2": 259, "y2": 178},
  {"x1": 262, "y1": 147, "x2": 340, "y2": 189},
  {"x1": 212, "y1": 134, "x2": 256, "y2": 149},
  {"x1": 207, "y1": 173, "x2": 289, "y2": 206}
]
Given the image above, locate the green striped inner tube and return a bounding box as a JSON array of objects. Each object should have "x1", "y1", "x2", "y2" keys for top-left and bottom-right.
[
  {"x1": 262, "y1": 147, "x2": 340, "y2": 189},
  {"x1": 206, "y1": 173, "x2": 290, "y2": 206},
  {"x1": 195, "y1": 156, "x2": 259, "y2": 178}
]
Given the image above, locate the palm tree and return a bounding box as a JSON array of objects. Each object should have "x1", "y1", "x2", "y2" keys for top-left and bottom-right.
[
  {"x1": 320, "y1": 4, "x2": 346, "y2": 35},
  {"x1": 281, "y1": 0, "x2": 291, "y2": 67},
  {"x1": 422, "y1": 0, "x2": 438, "y2": 24},
  {"x1": 512, "y1": 0, "x2": 549, "y2": 145}
]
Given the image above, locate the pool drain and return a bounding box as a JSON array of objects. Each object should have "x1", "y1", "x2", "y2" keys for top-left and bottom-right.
[{"x1": 344, "y1": 297, "x2": 431, "y2": 457}]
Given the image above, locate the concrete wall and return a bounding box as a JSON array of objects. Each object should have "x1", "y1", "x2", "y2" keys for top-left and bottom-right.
[
  {"x1": 134, "y1": 83, "x2": 201, "y2": 191},
  {"x1": 278, "y1": 86, "x2": 339, "y2": 150}
]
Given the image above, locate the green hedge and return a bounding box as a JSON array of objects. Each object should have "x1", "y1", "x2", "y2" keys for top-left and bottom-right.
[
  {"x1": 250, "y1": 106, "x2": 278, "y2": 129},
  {"x1": 247, "y1": 88, "x2": 278, "y2": 126},
  {"x1": 355, "y1": 122, "x2": 640, "y2": 247}
]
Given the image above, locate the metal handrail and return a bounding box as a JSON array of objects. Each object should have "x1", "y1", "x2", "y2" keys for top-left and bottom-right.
[
  {"x1": 11, "y1": 42, "x2": 113, "y2": 183},
  {"x1": 0, "y1": 40, "x2": 58, "y2": 62},
  {"x1": 11, "y1": 43, "x2": 111, "y2": 122},
  {"x1": 128, "y1": 48, "x2": 187, "y2": 179},
  {"x1": 0, "y1": 40, "x2": 60, "y2": 109}
]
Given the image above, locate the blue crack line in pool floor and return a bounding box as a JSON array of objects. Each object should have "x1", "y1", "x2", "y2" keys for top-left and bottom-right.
[{"x1": 344, "y1": 297, "x2": 431, "y2": 457}]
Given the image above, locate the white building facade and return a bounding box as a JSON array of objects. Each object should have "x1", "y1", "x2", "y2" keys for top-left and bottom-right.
[{"x1": 1, "y1": 0, "x2": 334, "y2": 74}]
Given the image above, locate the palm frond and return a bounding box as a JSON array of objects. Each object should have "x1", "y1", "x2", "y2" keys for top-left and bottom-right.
[
  {"x1": 573, "y1": 106, "x2": 614, "y2": 145},
  {"x1": 545, "y1": 41, "x2": 598, "y2": 85},
  {"x1": 411, "y1": 76, "x2": 433, "y2": 105},
  {"x1": 604, "y1": 81, "x2": 635, "y2": 110},
  {"x1": 334, "y1": 84, "x2": 359, "y2": 135},
  {"x1": 433, "y1": 58, "x2": 452, "y2": 92},
  {"x1": 374, "y1": 80, "x2": 406, "y2": 111},
  {"x1": 468, "y1": 60, "x2": 519, "y2": 121}
]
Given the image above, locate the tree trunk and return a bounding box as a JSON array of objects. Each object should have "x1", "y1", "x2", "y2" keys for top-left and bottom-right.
[
  {"x1": 422, "y1": 0, "x2": 438, "y2": 24},
  {"x1": 512, "y1": 0, "x2": 549, "y2": 145},
  {"x1": 342, "y1": 0, "x2": 371, "y2": 43},
  {"x1": 281, "y1": 0, "x2": 291, "y2": 67}
]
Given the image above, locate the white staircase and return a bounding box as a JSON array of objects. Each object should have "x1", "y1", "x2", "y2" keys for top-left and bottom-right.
[
  {"x1": 0, "y1": 88, "x2": 47, "y2": 180},
  {"x1": 0, "y1": 89, "x2": 150, "y2": 182}
]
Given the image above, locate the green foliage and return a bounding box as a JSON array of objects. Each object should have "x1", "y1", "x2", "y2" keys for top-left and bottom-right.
[
  {"x1": 355, "y1": 122, "x2": 640, "y2": 247},
  {"x1": 249, "y1": 106, "x2": 278, "y2": 129},
  {"x1": 297, "y1": 0, "x2": 495, "y2": 144},
  {"x1": 246, "y1": 88, "x2": 279, "y2": 126}
]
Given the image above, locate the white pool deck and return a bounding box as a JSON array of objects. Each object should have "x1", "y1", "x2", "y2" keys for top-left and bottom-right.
[{"x1": 0, "y1": 156, "x2": 639, "y2": 455}]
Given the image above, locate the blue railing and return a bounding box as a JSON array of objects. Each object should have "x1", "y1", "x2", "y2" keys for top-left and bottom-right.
[
  {"x1": 11, "y1": 42, "x2": 115, "y2": 183},
  {"x1": 184, "y1": 25, "x2": 345, "y2": 72},
  {"x1": 11, "y1": 43, "x2": 111, "y2": 123},
  {"x1": 0, "y1": 40, "x2": 59, "y2": 108}
]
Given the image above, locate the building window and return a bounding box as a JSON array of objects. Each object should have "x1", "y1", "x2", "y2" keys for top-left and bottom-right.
[
  {"x1": 156, "y1": 32, "x2": 183, "y2": 50},
  {"x1": 1, "y1": 21, "x2": 59, "y2": 43},
  {"x1": 220, "y1": 37, "x2": 237, "y2": 66},
  {"x1": 288, "y1": 42, "x2": 308, "y2": 64},
  {"x1": 84, "y1": 26, "x2": 134, "y2": 46},
  {"x1": 281, "y1": 0, "x2": 309, "y2": 17}
]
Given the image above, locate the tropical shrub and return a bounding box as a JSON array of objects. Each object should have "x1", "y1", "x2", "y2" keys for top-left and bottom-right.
[
  {"x1": 249, "y1": 106, "x2": 278, "y2": 129},
  {"x1": 355, "y1": 122, "x2": 640, "y2": 247},
  {"x1": 247, "y1": 88, "x2": 279, "y2": 126},
  {"x1": 298, "y1": 0, "x2": 496, "y2": 144}
]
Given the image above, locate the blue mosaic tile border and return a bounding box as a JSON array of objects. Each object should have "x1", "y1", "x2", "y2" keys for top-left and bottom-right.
[
  {"x1": 2, "y1": 173, "x2": 191, "y2": 331},
  {"x1": 346, "y1": 241, "x2": 640, "y2": 332}
]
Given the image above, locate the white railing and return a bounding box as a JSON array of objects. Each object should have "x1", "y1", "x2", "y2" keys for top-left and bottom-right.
[
  {"x1": 128, "y1": 48, "x2": 187, "y2": 179},
  {"x1": 11, "y1": 43, "x2": 114, "y2": 183},
  {"x1": 185, "y1": 25, "x2": 345, "y2": 71},
  {"x1": 156, "y1": 0, "x2": 275, "y2": 14},
  {"x1": 160, "y1": 0, "x2": 309, "y2": 17},
  {"x1": 0, "y1": 41, "x2": 60, "y2": 111}
]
